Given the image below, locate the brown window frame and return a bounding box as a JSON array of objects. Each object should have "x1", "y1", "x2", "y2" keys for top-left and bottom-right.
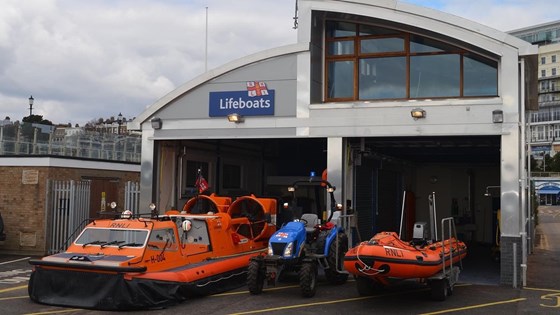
[{"x1": 324, "y1": 21, "x2": 498, "y2": 102}]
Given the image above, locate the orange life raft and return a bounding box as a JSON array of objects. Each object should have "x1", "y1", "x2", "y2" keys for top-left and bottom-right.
[
  {"x1": 28, "y1": 194, "x2": 277, "y2": 310},
  {"x1": 344, "y1": 231, "x2": 467, "y2": 285}
]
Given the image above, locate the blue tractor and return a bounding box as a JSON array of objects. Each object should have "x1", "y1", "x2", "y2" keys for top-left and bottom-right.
[{"x1": 247, "y1": 178, "x2": 348, "y2": 297}]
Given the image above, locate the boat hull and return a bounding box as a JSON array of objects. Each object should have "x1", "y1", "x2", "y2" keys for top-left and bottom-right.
[
  {"x1": 28, "y1": 256, "x2": 251, "y2": 310},
  {"x1": 344, "y1": 232, "x2": 467, "y2": 282}
]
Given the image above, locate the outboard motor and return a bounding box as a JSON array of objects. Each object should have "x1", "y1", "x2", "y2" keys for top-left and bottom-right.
[{"x1": 411, "y1": 221, "x2": 428, "y2": 246}]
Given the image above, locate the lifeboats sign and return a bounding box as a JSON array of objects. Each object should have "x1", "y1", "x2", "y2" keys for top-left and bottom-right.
[{"x1": 209, "y1": 81, "x2": 274, "y2": 117}]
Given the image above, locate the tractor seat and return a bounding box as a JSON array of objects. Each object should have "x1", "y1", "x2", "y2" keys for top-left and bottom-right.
[{"x1": 300, "y1": 213, "x2": 319, "y2": 233}]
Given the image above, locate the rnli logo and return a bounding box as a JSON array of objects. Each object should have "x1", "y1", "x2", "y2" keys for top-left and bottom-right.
[{"x1": 209, "y1": 81, "x2": 275, "y2": 117}]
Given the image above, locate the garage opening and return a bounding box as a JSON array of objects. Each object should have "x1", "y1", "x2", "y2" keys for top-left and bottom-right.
[
  {"x1": 348, "y1": 135, "x2": 501, "y2": 285},
  {"x1": 156, "y1": 138, "x2": 328, "y2": 226}
]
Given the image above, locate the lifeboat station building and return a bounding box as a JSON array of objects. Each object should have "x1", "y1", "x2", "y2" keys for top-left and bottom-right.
[{"x1": 130, "y1": 0, "x2": 537, "y2": 286}]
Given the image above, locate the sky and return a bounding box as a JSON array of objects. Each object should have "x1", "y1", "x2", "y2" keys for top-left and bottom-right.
[{"x1": 0, "y1": 0, "x2": 557, "y2": 127}]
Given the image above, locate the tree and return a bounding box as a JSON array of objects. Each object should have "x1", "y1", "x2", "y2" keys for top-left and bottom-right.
[{"x1": 22, "y1": 114, "x2": 53, "y2": 126}]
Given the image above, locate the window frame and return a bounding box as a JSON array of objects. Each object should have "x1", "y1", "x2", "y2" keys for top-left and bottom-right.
[{"x1": 324, "y1": 20, "x2": 499, "y2": 102}]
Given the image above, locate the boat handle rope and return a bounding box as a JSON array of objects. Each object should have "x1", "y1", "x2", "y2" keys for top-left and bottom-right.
[
  {"x1": 355, "y1": 244, "x2": 385, "y2": 276},
  {"x1": 195, "y1": 270, "x2": 247, "y2": 287}
]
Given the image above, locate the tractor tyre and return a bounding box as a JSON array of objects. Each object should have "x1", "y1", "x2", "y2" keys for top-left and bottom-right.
[
  {"x1": 247, "y1": 260, "x2": 265, "y2": 295},
  {"x1": 299, "y1": 262, "x2": 318, "y2": 298},
  {"x1": 325, "y1": 233, "x2": 349, "y2": 285}
]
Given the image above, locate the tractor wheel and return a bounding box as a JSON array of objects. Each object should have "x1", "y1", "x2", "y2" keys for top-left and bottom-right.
[
  {"x1": 430, "y1": 279, "x2": 449, "y2": 301},
  {"x1": 247, "y1": 260, "x2": 265, "y2": 295},
  {"x1": 299, "y1": 262, "x2": 317, "y2": 298},
  {"x1": 325, "y1": 233, "x2": 349, "y2": 285}
]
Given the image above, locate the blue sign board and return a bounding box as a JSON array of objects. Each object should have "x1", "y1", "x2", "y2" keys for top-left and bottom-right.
[{"x1": 209, "y1": 90, "x2": 275, "y2": 117}]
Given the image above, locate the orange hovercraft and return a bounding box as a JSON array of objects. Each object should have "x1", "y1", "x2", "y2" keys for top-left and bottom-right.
[
  {"x1": 344, "y1": 192, "x2": 467, "y2": 301},
  {"x1": 28, "y1": 193, "x2": 277, "y2": 310}
]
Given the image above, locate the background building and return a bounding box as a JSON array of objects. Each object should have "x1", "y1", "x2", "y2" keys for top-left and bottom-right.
[{"x1": 511, "y1": 21, "x2": 560, "y2": 159}]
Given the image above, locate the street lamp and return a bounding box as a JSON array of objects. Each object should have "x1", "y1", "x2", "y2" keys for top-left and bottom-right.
[
  {"x1": 117, "y1": 112, "x2": 123, "y2": 135},
  {"x1": 28, "y1": 95, "x2": 34, "y2": 116}
]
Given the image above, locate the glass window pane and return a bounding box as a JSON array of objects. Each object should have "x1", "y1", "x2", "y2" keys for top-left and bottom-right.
[
  {"x1": 359, "y1": 24, "x2": 399, "y2": 36},
  {"x1": 360, "y1": 37, "x2": 404, "y2": 54},
  {"x1": 410, "y1": 55, "x2": 460, "y2": 98},
  {"x1": 359, "y1": 57, "x2": 406, "y2": 99},
  {"x1": 410, "y1": 35, "x2": 459, "y2": 53},
  {"x1": 327, "y1": 60, "x2": 354, "y2": 99},
  {"x1": 327, "y1": 40, "x2": 354, "y2": 56},
  {"x1": 326, "y1": 21, "x2": 356, "y2": 38},
  {"x1": 463, "y1": 55, "x2": 498, "y2": 96}
]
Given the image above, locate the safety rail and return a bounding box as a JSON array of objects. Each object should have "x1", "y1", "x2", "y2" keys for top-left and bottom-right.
[{"x1": 440, "y1": 217, "x2": 462, "y2": 275}]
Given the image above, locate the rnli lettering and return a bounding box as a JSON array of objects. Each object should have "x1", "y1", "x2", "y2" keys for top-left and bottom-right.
[
  {"x1": 110, "y1": 222, "x2": 130, "y2": 228},
  {"x1": 150, "y1": 253, "x2": 166, "y2": 264},
  {"x1": 384, "y1": 248, "x2": 404, "y2": 257}
]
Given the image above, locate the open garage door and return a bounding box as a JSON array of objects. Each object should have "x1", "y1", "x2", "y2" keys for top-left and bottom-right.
[
  {"x1": 349, "y1": 135, "x2": 502, "y2": 284},
  {"x1": 153, "y1": 138, "x2": 328, "y2": 224}
]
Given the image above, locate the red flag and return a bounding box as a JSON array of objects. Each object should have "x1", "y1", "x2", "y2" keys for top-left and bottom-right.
[{"x1": 195, "y1": 174, "x2": 209, "y2": 193}]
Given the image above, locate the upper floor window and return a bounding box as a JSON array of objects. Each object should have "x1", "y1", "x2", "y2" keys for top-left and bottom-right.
[
  {"x1": 553, "y1": 55, "x2": 557, "y2": 63},
  {"x1": 541, "y1": 56, "x2": 546, "y2": 65},
  {"x1": 553, "y1": 68, "x2": 557, "y2": 76},
  {"x1": 325, "y1": 21, "x2": 498, "y2": 102},
  {"x1": 542, "y1": 69, "x2": 547, "y2": 77}
]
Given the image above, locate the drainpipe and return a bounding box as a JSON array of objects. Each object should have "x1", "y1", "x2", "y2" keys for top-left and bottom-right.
[{"x1": 519, "y1": 59, "x2": 527, "y2": 287}]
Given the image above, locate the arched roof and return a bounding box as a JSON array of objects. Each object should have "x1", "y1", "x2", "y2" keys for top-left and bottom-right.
[
  {"x1": 129, "y1": 43, "x2": 308, "y2": 130},
  {"x1": 131, "y1": 0, "x2": 536, "y2": 130}
]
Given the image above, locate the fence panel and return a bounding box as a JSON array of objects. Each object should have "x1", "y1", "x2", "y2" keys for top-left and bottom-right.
[
  {"x1": 125, "y1": 181, "x2": 141, "y2": 215},
  {"x1": 47, "y1": 180, "x2": 91, "y2": 254}
]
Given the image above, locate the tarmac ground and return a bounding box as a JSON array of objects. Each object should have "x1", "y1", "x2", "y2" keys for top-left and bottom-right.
[{"x1": 0, "y1": 206, "x2": 559, "y2": 314}]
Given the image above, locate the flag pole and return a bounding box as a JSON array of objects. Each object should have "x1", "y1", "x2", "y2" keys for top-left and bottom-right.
[
  {"x1": 196, "y1": 168, "x2": 202, "y2": 213},
  {"x1": 205, "y1": 6, "x2": 208, "y2": 73}
]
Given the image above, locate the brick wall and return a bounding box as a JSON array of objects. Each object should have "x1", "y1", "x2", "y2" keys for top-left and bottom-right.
[{"x1": 0, "y1": 164, "x2": 139, "y2": 256}]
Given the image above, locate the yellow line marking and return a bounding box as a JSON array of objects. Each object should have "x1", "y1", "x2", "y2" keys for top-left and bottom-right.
[
  {"x1": 0, "y1": 295, "x2": 28, "y2": 301},
  {"x1": 228, "y1": 288, "x2": 427, "y2": 315},
  {"x1": 212, "y1": 285, "x2": 300, "y2": 297},
  {"x1": 23, "y1": 310, "x2": 81, "y2": 315},
  {"x1": 419, "y1": 298, "x2": 527, "y2": 315},
  {"x1": 228, "y1": 296, "x2": 375, "y2": 315},
  {"x1": 524, "y1": 287, "x2": 560, "y2": 293},
  {"x1": 0, "y1": 284, "x2": 28, "y2": 293}
]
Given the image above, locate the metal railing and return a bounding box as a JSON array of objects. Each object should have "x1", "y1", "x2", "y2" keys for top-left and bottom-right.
[
  {"x1": 125, "y1": 181, "x2": 141, "y2": 214},
  {"x1": 0, "y1": 123, "x2": 141, "y2": 163},
  {"x1": 47, "y1": 180, "x2": 91, "y2": 254}
]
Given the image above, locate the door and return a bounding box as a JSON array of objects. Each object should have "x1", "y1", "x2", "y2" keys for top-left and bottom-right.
[{"x1": 89, "y1": 178, "x2": 119, "y2": 217}]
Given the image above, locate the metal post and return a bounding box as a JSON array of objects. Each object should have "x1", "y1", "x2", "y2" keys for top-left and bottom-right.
[
  {"x1": 0, "y1": 126, "x2": 4, "y2": 155},
  {"x1": 513, "y1": 242, "x2": 517, "y2": 288},
  {"x1": 32, "y1": 128, "x2": 38, "y2": 154},
  {"x1": 519, "y1": 59, "x2": 528, "y2": 287},
  {"x1": 399, "y1": 191, "x2": 406, "y2": 238}
]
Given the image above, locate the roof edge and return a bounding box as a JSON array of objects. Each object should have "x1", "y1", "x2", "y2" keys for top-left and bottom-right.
[{"x1": 130, "y1": 42, "x2": 309, "y2": 130}]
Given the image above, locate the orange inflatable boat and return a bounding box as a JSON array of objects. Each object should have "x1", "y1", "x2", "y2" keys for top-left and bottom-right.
[
  {"x1": 344, "y1": 231, "x2": 466, "y2": 279},
  {"x1": 28, "y1": 194, "x2": 277, "y2": 310},
  {"x1": 344, "y1": 193, "x2": 467, "y2": 300}
]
